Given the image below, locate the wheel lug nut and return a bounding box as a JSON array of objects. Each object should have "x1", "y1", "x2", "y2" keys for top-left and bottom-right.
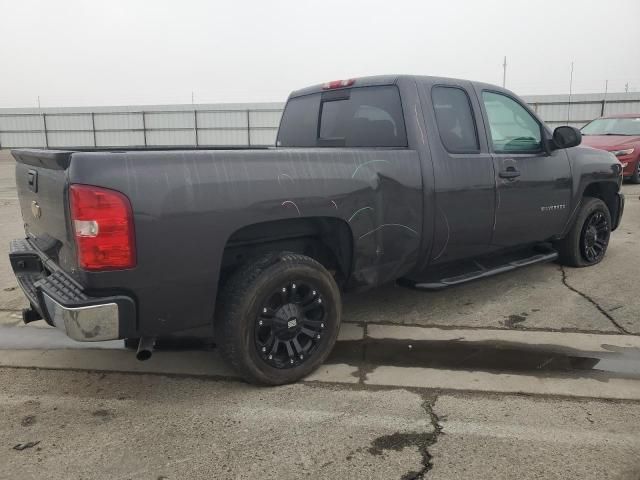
[
  {"x1": 268, "y1": 354, "x2": 273, "y2": 360},
  {"x1": 262, "y1": 347, "x2": 266, "y2": 352},
  {"x1": 320, "y1": 323, "x2": 324, "y2": 328},
  {"x1": 292, "y1": 283, "x2": 296, "y2": 289},
  {"x1": 290, "y1": 359, "x2": 294, "y2": 364},
  {"x1": 317, "y1": 298, "x2": 322, "y2": 304},
  {"x1": 317, "y1": 334, "x2": 321, "y2": 339},
  {"x1": 259, "y1": 320, "x2": 263, "y2": 326},
  {"x1": 300, "y1": 355, "x2": 304, "y2": 360},
  {"x1": 263, "y1": 308, "x2": 267, "y2": 313},
  {"x1": 312, "y1": 290, "x2": 316, "y2": 295},
  {"x1": 282, "y1": 287, "x2": 287, "y2": 292}
]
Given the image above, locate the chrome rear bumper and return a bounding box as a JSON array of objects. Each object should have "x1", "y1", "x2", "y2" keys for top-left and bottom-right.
[
  {"x1": 9, "y1": 238, "x2": 135, "y2": 342},
  {"x1": 41, "y1": 292, "x2": 120, "y2": 341}
]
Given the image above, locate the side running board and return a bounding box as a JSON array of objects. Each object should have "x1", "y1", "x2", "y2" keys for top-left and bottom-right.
[{"x1": 399, "y1": 247, "x2": 558, "y2": 291}]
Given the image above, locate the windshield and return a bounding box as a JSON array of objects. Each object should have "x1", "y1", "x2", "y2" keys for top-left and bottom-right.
[{"x1": 581, "y1": 117, "x2": 640, "y2": 136}]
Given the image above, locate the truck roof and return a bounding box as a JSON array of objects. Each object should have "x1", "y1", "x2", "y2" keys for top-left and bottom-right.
[{"x1": 288, "y1": 74, "x2": 499, "y2": 99}]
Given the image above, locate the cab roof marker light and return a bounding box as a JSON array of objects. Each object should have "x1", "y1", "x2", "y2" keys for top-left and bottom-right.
[{"x1": 322, "y1": 79, "x2": 355, "y2": 90}]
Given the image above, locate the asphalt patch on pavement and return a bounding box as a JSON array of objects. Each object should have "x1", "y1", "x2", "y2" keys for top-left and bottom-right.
[
  {"x1": 327, "y1": 338, "x2": 640, "y2": 380},
  {"x1": 503, "y1": 313, "x2": 528, "y2": 328}
]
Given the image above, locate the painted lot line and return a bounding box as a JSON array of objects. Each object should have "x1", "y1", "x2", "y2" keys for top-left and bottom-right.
[{"x1": 2, "y1": 322, "x2": 640, "y2": 399}]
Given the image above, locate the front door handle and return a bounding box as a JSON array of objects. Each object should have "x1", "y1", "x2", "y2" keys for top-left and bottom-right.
[{"x1": 499, "y1": 167, "x2": 521, "y2": 179}]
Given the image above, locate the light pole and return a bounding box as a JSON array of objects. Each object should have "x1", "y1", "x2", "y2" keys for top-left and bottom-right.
[
  {"x1": 502, "y1": 56, "x2": 507, "y2": 88},
  {"x1": 567, "y1": 62, "x2": 574, "y2": 125}
]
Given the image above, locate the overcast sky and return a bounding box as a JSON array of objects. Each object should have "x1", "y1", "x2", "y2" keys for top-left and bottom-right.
[{"x1": 1, "y1": 0, "x2": 639, "y2": 108}]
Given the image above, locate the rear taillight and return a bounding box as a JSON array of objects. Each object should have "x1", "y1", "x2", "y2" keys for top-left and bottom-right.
[
  {"x1": 322, "y1": 78, "x2": 355, "y2": 90},
  {"x1": 69, "y1": 184, "x2": 136, "y2": 271}
]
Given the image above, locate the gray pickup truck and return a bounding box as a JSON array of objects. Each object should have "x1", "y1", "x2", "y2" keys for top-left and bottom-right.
[{"x1": 9, "y1": 75, "x2": 624, "y2": 384}]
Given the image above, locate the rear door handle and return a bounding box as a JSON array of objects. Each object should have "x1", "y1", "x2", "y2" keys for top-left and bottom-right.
[{"x1": 499, "y1": 167, "x2": 521, "y2": 179}]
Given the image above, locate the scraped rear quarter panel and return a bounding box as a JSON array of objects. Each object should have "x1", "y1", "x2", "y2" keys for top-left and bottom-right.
[{"x1": 68, "y1": 149, "x2": 422, "y2": 335}]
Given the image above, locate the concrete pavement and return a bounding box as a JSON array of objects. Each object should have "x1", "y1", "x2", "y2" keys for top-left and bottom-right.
[
  {"x1": 2, "y1": 366, "x2": 640, "y2": 480},
  {"x1": 0, "y1": 368, "x2": 434, "y2": 480},
  {"x1": 430, "y1": 394, "x2": 640, "y2": 480}
]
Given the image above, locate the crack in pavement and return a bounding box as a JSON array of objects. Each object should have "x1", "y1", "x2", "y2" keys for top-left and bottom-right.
[
  {"x1": 559, "y1": 266, "x2": 632, "y2": 335},
  {"x1": 366, "y1": 394, "x2": 443, "y2": 480},
  {"x1": 402, "y1": 397, "x2": 443, "y2": 479}
]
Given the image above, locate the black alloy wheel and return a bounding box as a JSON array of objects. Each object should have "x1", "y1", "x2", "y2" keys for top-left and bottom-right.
[
  {"x1": 556, "y1": 196, "x2": 612, "y2": 267},
  {"x1": 255, "y1": 280, "x2": 327, "y2": 369},
  {"x1": 216, "y1": 252, "x2": 341, "y2": 385},
  {"x1": 580, "y1": 210, "x2": 610, "y2": 263}
]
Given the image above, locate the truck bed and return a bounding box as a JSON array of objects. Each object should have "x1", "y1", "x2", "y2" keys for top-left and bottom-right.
[{"x1": 12, "y1": 147, "x2": 423, "y2": 337}]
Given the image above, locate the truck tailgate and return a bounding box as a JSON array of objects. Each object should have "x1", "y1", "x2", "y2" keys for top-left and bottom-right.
[{"x1": 11, "y1": 149, "x2": 77, "y2": 273}]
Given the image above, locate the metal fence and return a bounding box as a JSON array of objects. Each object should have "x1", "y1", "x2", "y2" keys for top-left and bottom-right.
[
  {"x1": 1, "y1": 92, "x2": 639, "y2": 149},
  {"x1": 523, "y1": 92, "x2": 640, "y2": 130},
  {"x1": 0, "y1": 106, "x2": 283, "y2": 149}
]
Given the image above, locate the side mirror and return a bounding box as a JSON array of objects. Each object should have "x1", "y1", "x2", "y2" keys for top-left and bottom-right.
[{"x1": 552, "y1": 126, "x2": 582, "y2": 149}]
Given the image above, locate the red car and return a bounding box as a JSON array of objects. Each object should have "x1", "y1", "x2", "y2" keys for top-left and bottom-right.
[{"x1": 581, "y1": 113, "x2": 640, "y2": 183}]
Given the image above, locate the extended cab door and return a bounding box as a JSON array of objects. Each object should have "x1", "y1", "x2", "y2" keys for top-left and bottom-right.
[
  {"x1": 420, "y1": 80, "x2": 496, "y2": 264},
  {"x1": 478, "y1": 89, "x2": 572, "y2": 247}
]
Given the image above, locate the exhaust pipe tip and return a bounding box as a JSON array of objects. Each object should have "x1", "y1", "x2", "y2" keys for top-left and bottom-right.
[
  {"x1": 136, "y1": 337, "x2": 156, "y2": 361},
  {"x1": 136, "y1": 349, "x2": 153, "y2": 361}
]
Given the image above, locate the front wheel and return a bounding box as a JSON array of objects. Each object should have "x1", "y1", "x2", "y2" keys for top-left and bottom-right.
[
  {"x1": 216, "y1": 252, "x2": 341, "y2": 385},
  {"x1": 556, "y1": 197, "x2": 611, "y2": 267}
]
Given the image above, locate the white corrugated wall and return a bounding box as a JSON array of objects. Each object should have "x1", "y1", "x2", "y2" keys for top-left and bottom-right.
[
  {"x1": 1, "y1": 93, "x2": 639, "y2": 149},
  {"x1": 0, "y1": 102, "x2": 284, "y2": 149}
]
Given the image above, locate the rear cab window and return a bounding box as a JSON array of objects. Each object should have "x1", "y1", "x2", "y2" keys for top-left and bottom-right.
[
  {"x1": 431, "y1": 86, "x2": 479, "y2": 153},
  {"x1": 277, "y1": 86, "x2": 407, "y2": 148}
]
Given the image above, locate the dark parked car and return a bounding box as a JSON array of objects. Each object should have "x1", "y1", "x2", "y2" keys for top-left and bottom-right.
[
  {"x1": 581, "y1": 113, "x2": 640, "y2": 183},
  {"x1": 9, "y1": 75, "x2": 624, "y2": 384}
]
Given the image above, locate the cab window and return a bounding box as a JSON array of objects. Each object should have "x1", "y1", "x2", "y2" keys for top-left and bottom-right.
[
  {"x1": 277, "y1": 86, "x2": 407, "y2": 148},
  {"x1": 482, "y1": 91, "x2": 542, "y2": 153},
  {"x1": 431, "y1": 86, "x2": 479, "y2": 153}
]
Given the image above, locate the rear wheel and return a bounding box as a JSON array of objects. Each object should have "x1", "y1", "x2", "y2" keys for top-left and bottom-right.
[
  {"x1": 556, "y1": 197, "x2": 611, "y2": 267},
  {"x1": 216, "y1": 252, "x2": 341, "y2": 385}
]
